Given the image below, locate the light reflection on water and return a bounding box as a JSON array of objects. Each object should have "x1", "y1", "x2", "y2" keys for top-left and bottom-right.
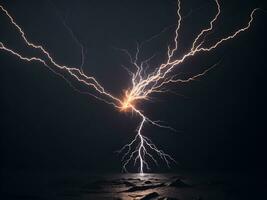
[{"x1": 1, "y1": 171, "x2": 258, "y2": 200}]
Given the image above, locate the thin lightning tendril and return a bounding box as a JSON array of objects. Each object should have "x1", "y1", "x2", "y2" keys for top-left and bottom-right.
[{"x1": 0, "y1": 0, "x2": 258, "y2": 174}]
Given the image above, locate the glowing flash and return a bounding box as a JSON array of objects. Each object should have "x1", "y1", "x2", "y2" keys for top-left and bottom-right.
[{"x1": 0, "y1": 0, "x2": 259, "y2": 174}]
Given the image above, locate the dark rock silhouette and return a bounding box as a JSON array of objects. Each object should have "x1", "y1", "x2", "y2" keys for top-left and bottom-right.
[
  {"x1": 168, "y1": 179, "x2": 191, "y2": 187},
  {"x1": 140, "y1": 192, "x2": 159, "y2": 200},
  {"x1": 123, "y1": 181, "x2": 136, "y2": 187},
  {"x1": 123, "y1": 183, "x2": 165, "y2": 192},
  {"x1": 144, "y1": 180, "x2": 152, "y2": 184},
  {"x1": 126, "y1": 178, "x2": 142, "y2": 181}
]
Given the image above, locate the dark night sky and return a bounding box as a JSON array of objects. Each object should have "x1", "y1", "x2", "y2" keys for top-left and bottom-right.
[{"x1": 0, "y1": 0, "x2": 267, "y2": 173}]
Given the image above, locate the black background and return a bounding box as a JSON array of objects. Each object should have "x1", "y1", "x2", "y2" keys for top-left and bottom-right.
[{"x1": 0, "y1": 0, "x2": 267, "y2": 173}]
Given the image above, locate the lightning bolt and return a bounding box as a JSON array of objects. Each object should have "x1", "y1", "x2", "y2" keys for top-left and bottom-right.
[{"x1": 0, "y1": 0, "x2": 259, "y2": 174}]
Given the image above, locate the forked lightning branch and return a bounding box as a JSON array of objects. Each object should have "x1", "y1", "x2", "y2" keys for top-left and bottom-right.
[{"x1": 0, "y1": 0, "x2": 259, "y2": 174}]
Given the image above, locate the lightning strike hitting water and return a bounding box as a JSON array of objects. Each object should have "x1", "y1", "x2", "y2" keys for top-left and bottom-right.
[{"x1": 0, "y1": 0, "x2": 259, "y2": 174}]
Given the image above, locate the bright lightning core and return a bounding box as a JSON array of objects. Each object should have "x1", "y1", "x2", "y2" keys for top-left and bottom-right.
[{"x1": 0, "y1": 0, "x2": 259, "y2": 174}]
